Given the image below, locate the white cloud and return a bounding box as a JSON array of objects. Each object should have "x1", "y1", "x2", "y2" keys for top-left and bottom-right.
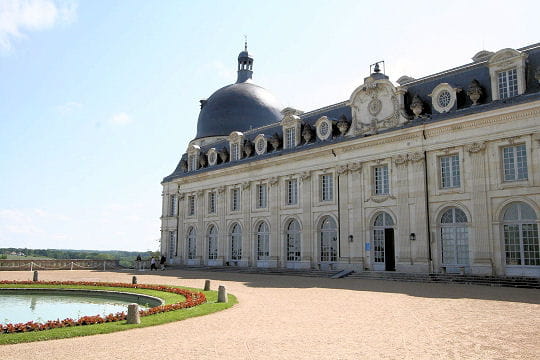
[
  {"x1": 0, "y1": 0, "x2": 77, "y2": 51},
  {"x1": 109, "y1": 112, "x2": 132, "y2": 125}
]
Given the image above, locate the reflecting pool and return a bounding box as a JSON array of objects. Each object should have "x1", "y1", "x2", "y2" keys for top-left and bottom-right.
[{"x1": 0, "y1": 291, "x2": 151, "y2": 324}]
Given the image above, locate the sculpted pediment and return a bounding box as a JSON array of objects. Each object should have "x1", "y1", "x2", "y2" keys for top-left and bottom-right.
[{"x1": 347, "y1": 75, "x2": 409, "y2": 136}]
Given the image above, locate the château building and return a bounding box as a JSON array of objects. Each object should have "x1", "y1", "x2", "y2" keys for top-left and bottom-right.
[{"x1": 161, "y1": 43, "x2": 540, "y2": 277}]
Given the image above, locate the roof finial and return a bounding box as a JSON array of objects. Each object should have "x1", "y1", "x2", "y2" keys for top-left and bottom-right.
[{"x1": 244, "y1": 35, "x2": 248, "y2": 51}]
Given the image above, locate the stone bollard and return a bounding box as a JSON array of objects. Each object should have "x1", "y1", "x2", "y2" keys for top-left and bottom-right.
[
  {"x1": 33, "y1": 271, "x2": 39, "y2": 282},
  {"x1": 126, "y1": 304, "x2": 140, "y2": 324},
  {"x1": 132, "y1": 276, "x2": 137, "y2": 284},
  {"x1": 217, "y1": 285, "x2": 228, "y2": 303},
  {"x1": 204, "y1": 279, "x2": 211, "y2": 291}
]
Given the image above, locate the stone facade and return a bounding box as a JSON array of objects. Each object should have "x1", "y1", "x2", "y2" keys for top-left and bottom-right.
[{"x1": 161, "y1": 44, "x2": 540, "y2": 277}]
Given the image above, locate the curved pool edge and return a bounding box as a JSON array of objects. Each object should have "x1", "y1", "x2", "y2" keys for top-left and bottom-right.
[{"x1": 0, "y1": 288, "x2": 164, "y2": 308}]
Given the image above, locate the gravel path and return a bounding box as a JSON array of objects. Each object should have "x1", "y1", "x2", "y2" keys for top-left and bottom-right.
[{"x1": 0, "y1": 270, "x2": 539, "y2": 360}]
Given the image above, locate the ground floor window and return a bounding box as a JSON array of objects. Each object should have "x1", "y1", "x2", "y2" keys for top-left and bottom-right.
[
  {"x1": 320, "y1": 217, "x2": 337, "y2": 262},
  {"x1": 208, "y1": 225, "x2": 217, "y2": 260},
  {"x1": 440, "y1": 208, "x2": 469, "y2": 265},
  {"x1": 168, "y1": 231, "x2": 176, "y2": 260},
  {"x1": 187, "y1": 227, "x2": 196, "y2": 259},
  {"x1": 286, "y1": 219, "x2": 301, "y2": 261},
  {"x1": 230, "y1": 223, "x2": 242, "y2": 260},
  {"x1": 503, "y1": 202, "x2": 540, "y2": 266},
  {"x1": 256, "y1": 222, "x2": 270, "y2": 260}
]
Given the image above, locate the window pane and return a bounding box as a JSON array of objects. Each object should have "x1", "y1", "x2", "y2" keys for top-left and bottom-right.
[
  {"x1": 504, "y1": 224, "x2": 521, "y2": 265},
  {"x1": 375, "y1": 166, "x2": 389, "y2": 195},
  {"x1": 522, "y1": 224, "x2": 540, "y2": 265}
]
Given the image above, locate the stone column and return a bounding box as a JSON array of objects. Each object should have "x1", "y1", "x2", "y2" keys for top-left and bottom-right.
[
  {"x1": 337, "y1": 165, "x2": 350, "y2": 264},
  {"x1": 465, "y1": 142, "x2": 492, "y2": 275},
  {"x1": 347, "y1": 162, "x2": 363, "y2": 268}
]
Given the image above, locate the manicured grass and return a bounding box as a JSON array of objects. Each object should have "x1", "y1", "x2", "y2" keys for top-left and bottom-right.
[{"x1": 0, "y1": 283, "x2": 237, "y2": 344}]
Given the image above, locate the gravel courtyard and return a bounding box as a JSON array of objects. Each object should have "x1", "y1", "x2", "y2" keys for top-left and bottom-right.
[{"x1": 0, "y1": 270, "x2": 538, "y2": 360}]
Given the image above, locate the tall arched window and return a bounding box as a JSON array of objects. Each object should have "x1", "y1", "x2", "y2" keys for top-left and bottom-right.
[
  {"x1": 286, "y1": 219, "x2": 301, "y2": 261},
  {"x1": 320, "y1": 217, "x2": 337, "y2": 262},
  {"x1": 187, "y1": 227, "x2": 196, "y2": 260},
  {"x1": 440, "y1": 208, "x2": 469, "y2": 265},
  {"x1": 230, "y1": 223, "x2": 242, "y2": 260},
  {"x1": 256, "y1": 222, "x2": 270, "y2": 260},
  {"x1": 207, "y1": 225, "x2": 218, "y2": 260},
  {"x1": 372, "y1": 212, "x2": 395, "y2": 270},
  {"x1": 502, "y1": 202, "x2": 539, "y2": 266}
]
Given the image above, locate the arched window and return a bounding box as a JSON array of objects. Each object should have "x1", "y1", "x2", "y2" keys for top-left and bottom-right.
[
  {"x1": 502, "y1": 202, "x2": 539, "y2": 266},
  {"x1": 256, "y1": 222, "x2": 270, "y2": 260},
  {"x1": 187, "y1": 227, "x2": 196, "y2": 260},
  {"x1": 372, "y1": 212, "x2": 395, "y2": 268},
  {"x1": 286, "y1": 219, "x2": 301, "y2": 261},
  {"x1": 230, "y1": 223, "x2": 242, "y2": 260},
  {"x1": 440, "y1": 208, "x2": 469, "y2": 265},
  {"x1": 320, "y1": 217, "x2": 337, "y2": 262},
  {"x1": 207, "y1": 225, "x2": 218, "y2": 260}
]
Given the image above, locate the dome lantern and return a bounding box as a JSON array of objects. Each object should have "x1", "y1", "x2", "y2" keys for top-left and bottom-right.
[{"x1": 237, "y1": 39, "x2": 253, "y2": 83}]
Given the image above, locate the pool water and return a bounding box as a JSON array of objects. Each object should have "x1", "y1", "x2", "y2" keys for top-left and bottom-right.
[{"x1": 0, "y1": 293, "x2": 143, "y2": 324}]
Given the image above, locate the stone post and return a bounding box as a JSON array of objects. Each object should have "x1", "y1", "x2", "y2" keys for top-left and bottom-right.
[
  {"x1": 204, "y1": 279, "x2": 211, "y2": 291},
  {"x1": 217, "y1": 285, "x2": 228, "y2": 303},
  {"x1": 126, "y1": 304, "x2": 140, "y2": 324},
  {"x1": 33, "y1": 270, "x2": 38, "y2": 282}
]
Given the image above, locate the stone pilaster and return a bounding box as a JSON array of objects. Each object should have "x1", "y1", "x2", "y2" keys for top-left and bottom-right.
[
  {"x1": 300, "y1": 171, "x2": 313, "y2": 266},
  {"x1": 269, "y1": 177, "x2": 280, "y2": 267},
  {"x1": 410, "y1": 153, "x2": 429, "y2": 267},
  {"x1": 393, "y1": 154, "x2": 411, "y2": 266},
  {"x1": 465, "y1": 142, "x2": 492, "y2": 274}
]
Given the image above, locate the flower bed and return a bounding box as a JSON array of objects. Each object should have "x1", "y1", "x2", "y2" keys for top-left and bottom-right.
[{"x1": 0, "y1": 281, "x2": 206, "y2": 334}]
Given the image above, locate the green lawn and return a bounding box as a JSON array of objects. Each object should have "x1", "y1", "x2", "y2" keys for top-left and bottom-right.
[{"x1": 0, "y1": 283, "x2": 237, "y2": 344}]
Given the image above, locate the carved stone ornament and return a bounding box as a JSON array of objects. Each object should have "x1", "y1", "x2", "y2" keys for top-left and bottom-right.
[
  {"x1": 467, "y1": 79, "x2": 483, "y2": 105},
  {"x1": 302, "y1": 125, "x2": 313, "y2": 143},
  {"x1": 228, "y1": 131, "x2": 243, "y2": 143},
  {"x1": 217, "y1": 186, "x2": 225, "y2": 194},
  {"x1": 505, "y1": 136, "x2": 520, "y2": 145},
  {"x1": 269, "y1": 177, "x2": 279, "y2": 186},
  {"x1": 347, "y1": 162, "x2": 362, "y2": 172},
  {"x1": 336, "y1": 116, "x2": 350, "y2": 135},
  {"x1": 281, "y1": 114, "x2": 301, "y2": 127},
  {"x1": 244, "y1": 140, "x2": 254, "y2": 157},
  {"x1": 269, "y1": 133, "x2": 281, "y2": 151},
  {"x1": 219, "y1": 147, "x2": 229, "y2": 162},
  {"x1": 242, "y1": 181, "x2": 250, "y2": 190},
  {"x1": 465, "y1": 142, "x2": 486, "y2": 153},
  {"x1": 180, "y1": 159, "x2": 188, "y2": 172},
  {"x1": 410, "y1": 95, "x2": 424, "y2": 118},
  {"x1": 199, "y1": 154, "x2": 207, "y2": 167},
  {"x1": 393, "y1": 154, "x2": 408, "y2": 165},
  {"x1": 348, "y1": 76, "x2": 409, "y2": 136},
  {"x1": 368, "y1": 195, "x2": 396, "y2": 203},
  {"x1": 196, "y1": 190, "x2": 204, "y2": 197},
  {"x1": 408, "y1": 152, "x2": 424, "y2": 162},
  {"x1": 178, "y1": 193, "x2": 185, "y2": 200},
  {"x1": 336, "y1": 165, "x2": 349, "y2": 174},
  {"x1": 207, "y1": 149, "x2": 217, "y2": 166},
  {"x1": 299, "y1": 171, "x2": 311, "y2": 181}
]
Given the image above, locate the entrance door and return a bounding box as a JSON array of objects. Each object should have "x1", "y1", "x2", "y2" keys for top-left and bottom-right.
[{"x1": 384, "y1": 228, "x2": 395, "y2": 271}]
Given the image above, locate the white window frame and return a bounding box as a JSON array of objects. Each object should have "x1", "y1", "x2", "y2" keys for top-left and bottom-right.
[
  {"x1": 439, "y1": 154, "x2": 461, "y2": 189},
  {"x1": 502, "y1": 144, "x2": 528, "y2": 182},
  {"x1": 373, "y1": 165, "x2": 389, "y2": 195},
  {"x1": 231, "y1": 188, "x2": 241, "y2": 212},
  {"x1": 319, "y1": 174, "x2": 333, "y2": 202},
  {"x1": 169, "y1": 194, "x2": 177, "y2": 216},
  {"x1": 187, "y1": 195, "x2": 196, "y2": 216},
  {"x1": 208, "y1": 191, "x2": 216, "y2": 214},
  {"x1": 497, "y1": 68, "x2": 518, "y2": 99},
  {"x1": 207, "y1": 225, "x2": 218, "y2": 260},
  {"x1": 187, "y1": 227, "x2": 196, "y2": 260},
  {"x1": 487, "y1": 48, "x2": 527, "y2": 101},
  {"x1": 286, "y1": 179, "x2": 298, "y2": 205},
  {"x1": 256, "y1": 184, "x2": 267, "y2": 209},
  {"x1": 168, "y1": 231, "x2": 177, "y2": 259}
]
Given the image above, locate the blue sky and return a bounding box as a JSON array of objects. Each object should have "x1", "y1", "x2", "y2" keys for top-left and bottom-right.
[{"x1": 0, "y1": 0, "x2": 538, "y2": 251}]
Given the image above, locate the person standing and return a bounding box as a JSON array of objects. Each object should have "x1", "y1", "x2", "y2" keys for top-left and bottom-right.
[
  {"x1": 136, "y1": 254, "x2": 142, "y2": 271},
  {"x1": 150, "y1": 256, "x2": 157, "y2": 271},
  {"x1": 160, "y1": 255, "x2": 166, "y2": 271}
]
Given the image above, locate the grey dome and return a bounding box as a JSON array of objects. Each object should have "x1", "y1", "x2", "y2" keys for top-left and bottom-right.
[{"x1": 195, "y1": 80, "x2": 283, "y2": 139}]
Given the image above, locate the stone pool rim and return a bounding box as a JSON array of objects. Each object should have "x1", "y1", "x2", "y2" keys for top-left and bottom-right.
[{"x1": 0, "y1": 288, "x2": 164, "y2": 308}]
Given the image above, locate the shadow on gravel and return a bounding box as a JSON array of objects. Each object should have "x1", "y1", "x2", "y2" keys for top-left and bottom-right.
[{"x1": 112, "y1": 268, "x2": 540, "y2": 305}]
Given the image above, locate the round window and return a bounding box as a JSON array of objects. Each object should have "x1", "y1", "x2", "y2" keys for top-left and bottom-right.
[
  {"x1": 438, "y1": 90, "x2": 452, "y2": 108},
  {"x1": 208, "y1": 152, "x2": 216, "y2": 165},
  {"x1": 256, "y1": 139, "x2": 265, "y2": 153},
  {"x1": 320, "y1": 122, "x2": 329, "y2": 137}
]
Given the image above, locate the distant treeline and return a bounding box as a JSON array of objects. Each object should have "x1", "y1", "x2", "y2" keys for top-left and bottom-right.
[{"x1": 0, "y1": 248, "x2": 159, "y2": 267}]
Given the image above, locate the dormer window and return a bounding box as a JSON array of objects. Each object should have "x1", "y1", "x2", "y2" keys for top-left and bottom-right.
[
  {"x1": 280, "y1": 114, "x2": 302, "y2": 149},
  {"x1": 207, "y1": 148, "x2": 218, "y2": 166},
  {"x1": 487, "y1": 48, "x2": 528, "y2": 101},
  {"x1": 497, "y1": 69, "x2": 518, "y2": 99},
  {"x1": 254, "y1": 134, "x2": 267, "y2": 155},
  {"x1": 228, "y1": 131, "x2": 244, "y2": 162},
  {"x1": 315, "y1": 116, "x2": 333, "y2": 141},
  {"x1": 187, "y1": 144, "x2": 201, "y2": 171},
  {"x1": 428, "y1": 83, "x2": 460, "y2": 113}
]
